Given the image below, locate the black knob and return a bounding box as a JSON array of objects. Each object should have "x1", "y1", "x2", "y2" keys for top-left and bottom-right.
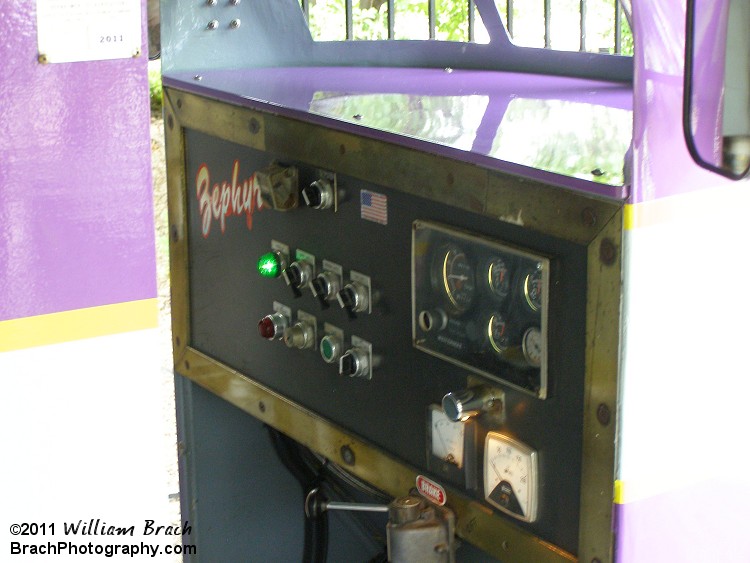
[
  {"x1": 282, "y1": 261, "x2": 312, "y2": 297},
  {"x1": 311, "y1": 272, "x2": 339, "y2": 310},
  {"x1": 339, "y1": 348, "x2": 369, "y2": 378},
  {"x1": 302, "y1": 179, "x2": 334, "y2": 210},
  {"x1": 337, "y1": 281, "x2": 369, "y2": 320}
]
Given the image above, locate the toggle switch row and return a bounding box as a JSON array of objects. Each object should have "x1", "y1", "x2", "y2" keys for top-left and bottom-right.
[
  {"x1": 257, "y1": 243, "x2": 376, "y2": 319},
  {"x1": 258, "y1": 308, "x2": 378, "y2": 379}
]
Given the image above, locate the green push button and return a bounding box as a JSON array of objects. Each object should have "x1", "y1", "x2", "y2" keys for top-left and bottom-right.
[
  {"x1": 320, "y1": 335, "x2": 340, "y2": 364},
  {"x1": 257, "y1": 252, "x2": 282, "y2": 278}
]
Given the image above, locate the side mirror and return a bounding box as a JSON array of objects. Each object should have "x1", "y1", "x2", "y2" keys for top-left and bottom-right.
[{"x1": 684, "y1": 0, "x2": 750, "y2": 179}]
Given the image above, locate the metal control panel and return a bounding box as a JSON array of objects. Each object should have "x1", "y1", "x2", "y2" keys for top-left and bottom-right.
[{"x1": 167, "y1": 90, "x2": 622, "y2": 562}]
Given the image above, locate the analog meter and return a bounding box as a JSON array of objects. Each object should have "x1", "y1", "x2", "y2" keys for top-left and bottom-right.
[
  {"x1": 430, "y1": 405, "x2": 466, "y2": 467},
  {"x1": 439, "y1": 245, "x2": 476, "y2": 312},
  {"x1": 427, "y1": 405, "x2": 477, "y2": 489},
  {"x1": 522, "y1": 327, "x2": 543, "y2": 368},
  {"x1": 484, "y1": 432, "x2": 538, "y2": 522},
  {"x1": 523, "y1": 265, "x2": 544, "y2": 312}
]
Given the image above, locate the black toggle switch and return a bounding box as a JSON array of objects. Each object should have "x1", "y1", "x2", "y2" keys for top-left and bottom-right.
[
  {"x1": 282, "y1": 261, "x2": 312, "y2": 298},
  {"x1": 302, "y1": 179, "x2": 334, "y2": 210}
]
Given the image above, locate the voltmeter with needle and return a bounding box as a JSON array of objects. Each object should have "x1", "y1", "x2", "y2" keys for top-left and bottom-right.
[
  {"x1": 426, "y1": 405, "x2": 477, "y2": 489},
  {"x1": 484, "y1": 432, "x2": 539, "y2": 522}
]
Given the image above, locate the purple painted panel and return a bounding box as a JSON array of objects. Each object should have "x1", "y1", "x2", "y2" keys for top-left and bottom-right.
[
  {"x1": 630, "y1": 0, "x2": 731, "y2": 203},
  {"x1": 0, "y1": 1, "x2": 156, "y2": 321},
  {"x1": 166, "y1": 66, "x2": 632, "y2": 199},
  {"x1": 614, "y1": 481, "x2": 750, "y2": 562}
]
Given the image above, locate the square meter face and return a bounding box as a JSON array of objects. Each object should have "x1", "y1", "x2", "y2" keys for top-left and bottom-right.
[{"x1": 412, "y1": 221, "x2": 549, "y2": 398}]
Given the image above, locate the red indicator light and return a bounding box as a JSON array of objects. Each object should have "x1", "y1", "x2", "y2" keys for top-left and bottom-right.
[{"x1": 258, "y1": 316, "x2": 276, "y2": 339}]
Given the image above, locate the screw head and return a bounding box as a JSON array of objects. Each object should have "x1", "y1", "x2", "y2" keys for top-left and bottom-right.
[
  {"x1": 340, "y1": 445, "x2": 355, "y2": 465},
  {"x1": 582, "y1": 207, "x2": 597, "y2": 227},
  {"x1": 596, "y1": 403, "x2": 611, "y2": 426},
  {"x1": 599, "y1": 238, "x2": 617, "y2": 265}
]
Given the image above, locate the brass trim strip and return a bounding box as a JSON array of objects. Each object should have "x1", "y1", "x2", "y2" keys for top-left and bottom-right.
[
  {"x1": 164, "y1": 90, "x2": 193, "y2": 365},
  {"x1": 165, "y1": 89, "x2": 619, "y2": 244},
  {"x1": 577, "y1": 209, "x2": 623, "y2": 562}
]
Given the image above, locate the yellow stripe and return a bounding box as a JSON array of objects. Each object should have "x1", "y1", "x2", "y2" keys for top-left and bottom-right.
[
  {"x1": 625, "y1": 183, "x2": 749, "y2": 230},
  {"x1": 0, "y1": 299, "x2": 158, "y2": 352},
  {"x1": 614, "y1": 480, "x2": 625, "y2": 504}
]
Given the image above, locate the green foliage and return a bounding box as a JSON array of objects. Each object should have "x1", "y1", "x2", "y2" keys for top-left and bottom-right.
[
  {"x1": 306, "y1": 0, "x2": 634, "y2": 56},
  {"x1": 148, "y1": 61, "x2": 163, "y2": 116}
]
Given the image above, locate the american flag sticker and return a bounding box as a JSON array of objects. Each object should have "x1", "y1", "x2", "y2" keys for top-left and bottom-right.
[{"x1": 360, "y1": 189, "x2": 388, "y2": 225}]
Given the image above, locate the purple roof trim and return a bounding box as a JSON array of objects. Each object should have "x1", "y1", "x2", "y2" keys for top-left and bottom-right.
[{"x1": 165, "y1": 66, "x2": 632, "y2": 200}]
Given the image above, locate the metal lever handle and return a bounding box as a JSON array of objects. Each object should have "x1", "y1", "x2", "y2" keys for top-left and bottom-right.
[
  {"x1": 304, "y1": 488, "x2": 388, "y2": 518},
  {"x1": 322, "y1": 501, "x2": 390, "y2": 513}
]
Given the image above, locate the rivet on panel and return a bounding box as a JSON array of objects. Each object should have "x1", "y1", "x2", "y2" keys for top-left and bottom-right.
[
  {"x1": 170, "y1": 224, "x2": 179, "y2": 242},
  {"x1": 207, "y1": 19, "x2": 219, "y2": 30},
  {"x1": 176, "y1": 99, "x2": 183, "y2": 109},
  {"x1": 175, "y1": 336, "x2": 181, "y2": 347},
  {"x1": 167, "y1": 115, "x2": 174, "y2": 130},
  {"x1": 596, "y1": 403, "x2": 611, "y2": 426},
  {"x1": 38, "y1": 53, "x2": 48, "y2": 64},
  {"x1": 230, "y1": 0, "x2": 241, "y2": 4},
  {"x1": 259, "y1": 401, "x2": 266, "y2": 413},
  {"x1": 206, "y1": 0, "x2": 217, "y2": 5},
  {"x1": 582, "y1": 207, "x2": 597, "y2": 227},
  {"x1": 599, "y1": 238, "x2": 617, "y2": 265},
  {"x1": 184, "y1": 360, "x2": 190, "y2": 370},
  {"x1": 193, "y1": 75, "x2": 203, "y2": 81},
  {"x1": 229, "y1": 19, "x2": 241, "y2": 29},
  {"x1": 132, "y1": 48, "x2": 141, "y2": 58},
  {"x1": 340, "y1": 445, "x2": 355, "y2": 465},
  {"x1": 249, "y1": 118, "x2": 261, "y2": 134}
]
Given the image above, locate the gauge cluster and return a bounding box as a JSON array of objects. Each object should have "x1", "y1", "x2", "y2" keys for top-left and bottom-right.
[{"x1": 412, "y1": 221, "x2": 549, "y2": 398}]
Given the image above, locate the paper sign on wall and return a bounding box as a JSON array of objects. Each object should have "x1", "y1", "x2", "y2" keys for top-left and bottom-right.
[{"x1": 36, "y1": 0, "x2": 142, "y2": 63}]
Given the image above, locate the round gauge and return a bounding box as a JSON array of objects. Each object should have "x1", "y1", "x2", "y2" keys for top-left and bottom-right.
[
  {"x1": 487, "y1": 257, "x2": 511, "y2": 300},
  {"x1": 484, "y1": 432, "x2": 538, "y2": 522},
  {"x1": 523, "y1": 265, "x2": 544, "y2": 312},
  {"x1": 430, "y1": 406, "x2": 465, "y2": 468},
  {"x1": 487, "y1": 313, "x2": 509, "y2": 354},
  {"x1": 522, "y1": 327, "x2": 543, "y2": 368},
  {"x1": 441, "y1": 247, "x2": 476, "y2": 311}
]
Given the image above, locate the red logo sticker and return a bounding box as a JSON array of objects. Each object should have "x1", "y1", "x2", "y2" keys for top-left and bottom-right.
[
  {"x1": 416, "y1": 475, "x2": 447, "y2": 506},
  {"x1": 195, "y1": 160, "x2": 264, "y2": 237}
]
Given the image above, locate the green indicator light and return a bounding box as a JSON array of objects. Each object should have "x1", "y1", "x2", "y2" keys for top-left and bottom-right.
[
  {"x1": 257, "y1": 252, "x2": 281, "y2": 278},
  {"x1": 321, "y1": 338, "x2": 333, "y2": 361}
]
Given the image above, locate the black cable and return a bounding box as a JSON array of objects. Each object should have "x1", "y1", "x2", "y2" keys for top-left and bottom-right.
[
  {"x1": 267, "y1": 427, "x2": 329, "y2": 563},
  {"x1": 268, "y1": 427, "x2": 391, "y2": 560}
]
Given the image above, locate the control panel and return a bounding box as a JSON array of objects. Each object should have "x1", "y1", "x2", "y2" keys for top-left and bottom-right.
[{"x1": 173, "y1": 108, "x2": 613, "y2": 560}]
